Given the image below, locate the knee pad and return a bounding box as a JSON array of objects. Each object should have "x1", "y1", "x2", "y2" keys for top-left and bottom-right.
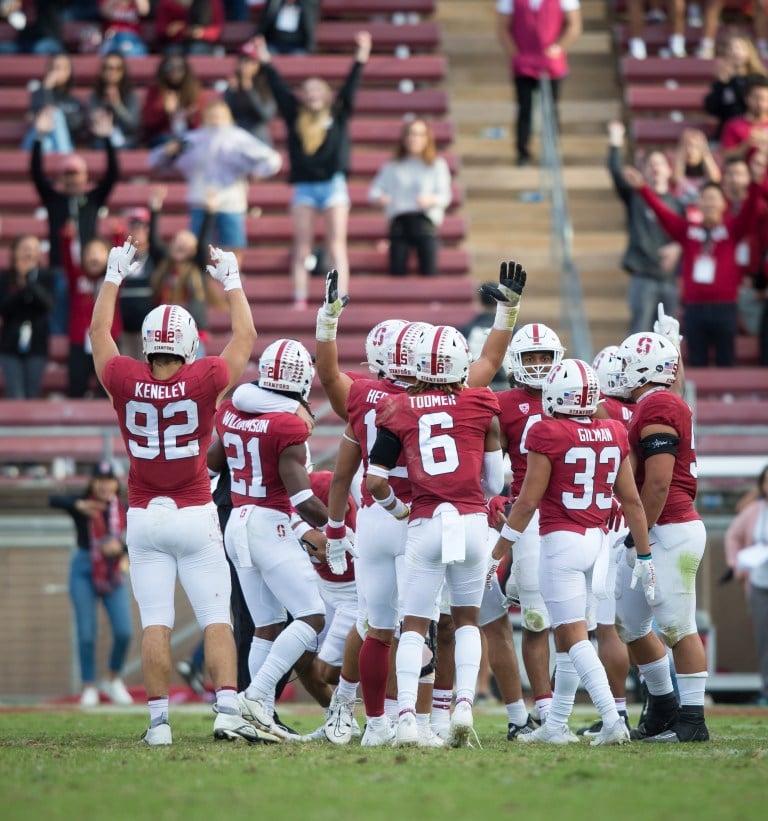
[{"x1": 521, "y1": 606, "x2": 550, "y2": 633}]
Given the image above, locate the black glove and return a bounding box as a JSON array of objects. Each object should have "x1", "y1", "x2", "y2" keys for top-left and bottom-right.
[{"x1": 479, "y1": 260, "x2": 527, "y2": 304}]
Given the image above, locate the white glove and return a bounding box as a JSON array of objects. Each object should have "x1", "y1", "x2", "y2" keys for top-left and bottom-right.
[
  {"x1": 325, "y1": 523, "x2": 351, "y2": 575},
  {"x1": 315, "y1": 269, "x2": 348, "y2": 342},
  {"x1": 630, "y1": 554, "x2": 656, "y2": 602},
  {"x1": 486, "y1": 557, "x2": 500, "y2": 589},
  {"x1": 653, "y1": 302, "x2": 682, "y2": 349},
  {"x1": 104, "y1": 240, "x2": 142, "y2": 286},
  {"x1": 206, "y1": 246, "x2": 242, "y2": 291}
]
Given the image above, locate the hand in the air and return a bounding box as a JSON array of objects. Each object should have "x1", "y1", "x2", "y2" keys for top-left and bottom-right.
[
  {"x1": 480, "y1": 260, "x2": 527, "y2": 305},
  {"x1": 105, "y1": 239, "x2": 142, "y2": 286},
  {"x1": 206, "y1": 246, "x2": 241, "y2": 291}
]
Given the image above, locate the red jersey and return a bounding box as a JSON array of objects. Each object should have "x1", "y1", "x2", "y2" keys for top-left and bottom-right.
[
  {"x1": 498, "y1": 387, "x2": 544, "y2": 500},
  {"x1": 527, "y1": 417, "x2": 630, "y2": 536},
  {"x1": 103, "y1": 356, "x2": 228, "y2": 508},
  {"x1": 628, "y1": 388, "x2": 700, "y2": 526},
  {"x1": 376, "y1": 387, "x2": 500, "y2": 519},
  {"x1": 600, "y1": 395, "x2": 634, "y2": 428},
  {"x1": 307, "y1": 470, "x2": 356, "y2": 583},
  {"x1": 720, "y1": 116, "x2": 768, "y2": 162},
  {"x1": 346, "y1": 377, "x2": 413, "y2": 507},
  {"x1": 214, "y1": 400, "x2": 309, "y2": 516}
]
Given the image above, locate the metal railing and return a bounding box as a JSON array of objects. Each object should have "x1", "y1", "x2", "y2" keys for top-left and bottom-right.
[{"x1": 538, "y1": 74, "x2": 592, "y2": 361}]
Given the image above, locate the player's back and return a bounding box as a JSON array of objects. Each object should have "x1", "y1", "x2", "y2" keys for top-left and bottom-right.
[
  {"x1": 215, "y1": 400, "x2": 309, "y2": 515},
  {"x1": 103, "y1": 356, "x2": 229, "y2": 508},
  {"x1": 497, "y1": 386, "x2": 544, "y2": 500},
  {"x1": 376, "y1": 386, "x2": 500, "y2": 518},
  {"x1": 526, "y1": 416, "x2": 630, "y2": 535},
  {"x1": 347, "y1": 376, "x2": 412, "y2": 506}
]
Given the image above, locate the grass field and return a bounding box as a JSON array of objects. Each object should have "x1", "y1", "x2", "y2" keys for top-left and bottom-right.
[{"x1": 1, "y1": 706, "x2": 766, "y2": 821}]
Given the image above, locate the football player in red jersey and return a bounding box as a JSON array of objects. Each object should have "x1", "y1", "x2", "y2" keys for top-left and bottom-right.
[
  {"x1": 210, "y1": 338, "x2": 332, "y2": 741},
  {"x1": 367, "y1": 325, "x2": 506, "y2": 748},
  {"x1": 89, "y1": 240, "x2": 273, "y2": 745},
  {"x1": 492, "y1": 359, "x2": 653, "y2": 746},
  {"x1": 614, "y1": 330, "x2": 710, "y2": 743},
  {"x1": 496, "y1": 322, "x2": 565, "y2": 724}
]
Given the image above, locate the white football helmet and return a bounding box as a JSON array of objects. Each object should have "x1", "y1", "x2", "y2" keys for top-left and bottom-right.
[
  {"x1": 387, "y1": 321, "x2": 433, "y2": 378},
  {"x1": 508, "y1": 323, "x2": 565, "y2": 387},
  {"x1": 542, "y1": 358, "x2": 600, "y2": 417},
  {"x1": 364, "y1": 319, "x2": 408, "y2": 376},
  {"x1": 414, "y1": 325, "x2": 471, "y2": 384},
  {"x1": 618, "y1": 332, "x2": 679, "y2": 392},
  {"x1": 592, "y1": 345, "x2": 629, "y2": 399},
  {"x1": 258, "y1": 338, "x2": 315, "y2": 400},
  {"x1": 141, "y1": 304, "x2": 199, "y2": 364}
]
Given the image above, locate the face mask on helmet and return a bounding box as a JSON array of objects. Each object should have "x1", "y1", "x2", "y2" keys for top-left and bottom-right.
[
  {"x1": 259, "y1": 338, "x2": 315, "y2": 400},
  {"x1": 141, "y1": 304, "x2": 199, "y2": 364},
  {"x1": 364, "y1": 319, "x2": 408, "y2": 376},
  {"x1": 618, "y1": 332, "x2": 679, "y2": 392},
  {"x1": 542, "y1": 358, "x2": 601, "y2": 417},
  {"x1": 592, "y1": 345, "x2": 630, "y2": 399},
  {"x1": 414, "y1": 325, "x2": 471, "y2": 384},
  {"x1": 508, "y1": 323, "x2": 565, "y2": 387},
  {"x1": 387, "y1": 321, "x2": 433, "y2": 378}
]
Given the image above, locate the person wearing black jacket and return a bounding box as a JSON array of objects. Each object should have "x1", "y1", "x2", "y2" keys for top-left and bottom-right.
[
  {"x1": 256, "y1": 0, "x2": 319, "y2": 56},
  {"x1": 607, "y1": 120, "x2": 684, "y2": 335},
  {"x1": 254, "y1": 30, "x2": 370, "y2": 309},
  {"x1": 0, "y1": 234, "x2": 55, "y2": 398}
]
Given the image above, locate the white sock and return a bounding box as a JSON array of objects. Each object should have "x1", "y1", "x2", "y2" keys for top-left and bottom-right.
[
  {"x1": 396, "y1": 630, "x2": 424, "y2": 714},
  {"x1": 454, "y1": 625, "x2": 481, "y2": 704},
  {"x1": 676, "y1": 672, "x2": 707, "y2": 707},
  {"x1": 249, "y1": 620, "x2": 318, "y2": 700},
  {"x1": 215, "y1": 687, "x2": 239, "y2": 714},
  {"x1": 535, "y1": 695, "x2": 552, "y2": 722},
  {"x1": 547, "y1": 652, "x2": 579, "y2": 729},
  {"x1": 615, "y1": 697, "x2": 627, "y2": 713},
  {"x1": 248, "y1": 637, "x2": 272, "y2": 681},
  {"x1": 569, "y1": 640, "x2": 619, "y2": 728},
  {"x1": 669, "y1": 33, "x2": 685, "y2": 53},
  {"x1": 638, "y1": 656, "x2": 674, "y2": 696},
  {"x1": 384, "y1": 698, "x2": 399, "y2": 722},
  {"x1": 148, "y1": 696, "x2": 169, "y2": 727},
  {"x1": 336, "y1": 675, "x2": 358, "y2": 702},
  {"x1": 506, "y1": 699, "x2": 529, "y2": 726},
  {"x1": 431, "y1": 687, "x2": 452, "y2": 725},
  {"x1": 415, "y1": 713, "x2": 430, "y2": 727}
]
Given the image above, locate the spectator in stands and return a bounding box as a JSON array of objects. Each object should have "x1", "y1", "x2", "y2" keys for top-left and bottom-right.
[
  {"x1": 224, "y1": 40, "x2": 276, "y2": 145},
  {"x1": 704, "y1": 34, "x2": 768, "y2": 141},
  {"x1": 608, "y1": 120, "x2": 684, "y2": 335},
  {"x1": 51, "y1": 461, "x2": 133, "y2": 708},
  {"x1": 155, "y1": 0, "x2": 225, "y2": 55},
  {"x1": 625, "y1": 0, "x2": 686, "y2": 60},
  {"x1": 721, "y1": 74, "x2": 768, "y2": 163},
  {"x1": 31, "y1": 111, "x2": 118, "y2": 335},
  {"x1": 725, "y1": 465, "x2": 768, "y2": 706},
  {"x1": 88, "y1": 51, "x2": 140, "y2": 149},
  {"x1": 23, "y1": 53, "x2": 86, "y2": 154},
  {"x1": 148, "y1": 98, "x2": 282, "y2": 265},
  {"x1": 672, "y1": 127, "x2": 722, "y2": 206},
  {"x1": 368, "y1": 118, "x2": 452, "y2": 278},
  {"x1": 147, "y1": 187, "x2": 223, "y2": 355},
  {"x1": 141, "y1": 53, "x2": 203, "y2": 147},
  {"x1": 623, "y1": 156, "x2": 765, "y2": 366},
  {"x1": 0, "y1": 234, "x2": 55, "y2": 399},
  {"x1": 60, "y1": 0, "x2": 100, "y2": 21},
  {"x1": 256, "y1": 0, "x2": 319, "y2": 56},
  {"x1": 98, "y1": 0, "x2": 150, "y2": 57},
  {"x1": 698, "y1": 1, "x2": 768, "y2": 60},
  {"x1": 254, "y1": 30, "x2": 371, "y2": 308},
  {"x1": 0, "y1": 0, "x2": 65, "y2": 55},
  {"x1": 495, "y1": 0, "x2": 583, "y2": 167},
  {"x1": 61, "y1": 223, "x2": 121, "y2": 397}
]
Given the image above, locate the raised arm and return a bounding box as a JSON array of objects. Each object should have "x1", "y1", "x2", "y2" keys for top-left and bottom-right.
[{"x1": 315, "y1": 269, "x2": 353, "y2": 420}]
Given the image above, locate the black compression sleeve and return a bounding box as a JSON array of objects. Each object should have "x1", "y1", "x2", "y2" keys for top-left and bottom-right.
[
  {"x1": 368, "y1": 427, "x2": 402, "y2": 470},
  {"x1": 639, "y1": 432, "x2": 680, "y2": 457}
]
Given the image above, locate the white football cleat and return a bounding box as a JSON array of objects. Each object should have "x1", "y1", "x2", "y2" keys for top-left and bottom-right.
[
  {"x1": 449, "y1": 700, "x2": 474, "y2": 748},
  {"x1": 360, "y1": 716, "x2": 396, "y2": 747},
  {"x1": 518, "y1": 722, "x2": 580, "y2": 745},
  {"x1": 214, "y1": 710, "x2": 280, "y2": 744},
  {"x1": 395, "y1": 712, "x2": 420, "y2": 747},
  {"x1": 590, "y1": 717, "x2": 631, "y2": 746},
  {"x1": 100, "y1": 678, "x2": 133, "y2": 705},
  {"x1": 324, "y1": 689, "x2": 358, "y2": 745},
  {"x1": 418, "y1": 722, "x2": 446, "y2": 748},
  {"x1": 140, "y1": 723, "x2": 172, "y2": 746},
  {"x1": 238, "y1": 692, "x2": 293, "y2": 740}
]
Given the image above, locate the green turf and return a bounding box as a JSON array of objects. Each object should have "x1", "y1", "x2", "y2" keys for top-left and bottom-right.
[{"x1": 0, "y1": 709, "x2": 765, "y2": 821}]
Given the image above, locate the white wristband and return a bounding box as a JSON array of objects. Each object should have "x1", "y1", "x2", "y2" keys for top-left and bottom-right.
[
  {"x1": 493, "y1": 302, "x2": 520, "y2": 332},
  {"x1": 315, "y1": 309, "x2": 339, "y2": 342},
  {"x1": 389, "y1": 497, "x2": 409, "y2": 519},
  {"x1": 500, "y1": 524, "x2": 522, "y2": 542},
  {"x1": 292, "y1": 520, "x2": 313, "y2": 540},
  {"x1": 375, "y1": 487, "x2": 396, "y2": 509},
  {"x1": 290, "y1": 488, "x2": 314, "y2": 507}
]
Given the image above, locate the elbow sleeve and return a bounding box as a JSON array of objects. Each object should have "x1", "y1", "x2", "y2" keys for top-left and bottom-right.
[{"x1": 480, "y1": 449, "x2": 505, "y2": 497}]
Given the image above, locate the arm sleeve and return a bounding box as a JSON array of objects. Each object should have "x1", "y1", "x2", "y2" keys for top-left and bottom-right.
[
  {"x1": 31, "y1": 139, "x2": 54, "y2": 201},
  {"x1": 263, "y1": 63, "x2": 298, "y2": 122},
  {"x1": 480, "y1": 449, "x2": 505, "y2": 497},
  {"x1": 368, "y1": 427, "x2": 403, "y2": 470},
  {"x1": 608, "y1": 144, "x2": 632, "y2": 202},
  {"x1": 232, "y1": 383, "x2": 300, "y2": 414},
  {"x1": 336, "y1": 60, "x2": 364, "y2": 115},
  {"x1": 92, "y1": 138, "x2": 119, "y2": 206}
]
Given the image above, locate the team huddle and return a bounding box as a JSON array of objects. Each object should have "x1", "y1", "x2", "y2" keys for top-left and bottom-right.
[{"x1": 87, "y1": 238, "x2": 709, "y2": 748}]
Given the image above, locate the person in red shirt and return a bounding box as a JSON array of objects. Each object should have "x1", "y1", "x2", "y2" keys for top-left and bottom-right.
[
  {"x1": 155, "y1": 0, "x2": 224, "y2": 55},
  {"x1": 367, "y1": 325, "x2": 506, "y2": 749},
  {"x1": 614, "y1": 331, "x2": 710, "y2": 744},
  {"x1": 89, "y1": 240, "x2": 269, "y2": 746},
  {"x1": 492, "y1": 359, "x2": 651, "y2": 746},
  {"x1": 623, "y1": 162, "x2": 764, "y2": 366},
  {"x1": 720, "y1": 74, "x2": 768, "y2": 163},
  {"x1": 141, "y1": 53, "x2": 202, "y2": 147}
]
